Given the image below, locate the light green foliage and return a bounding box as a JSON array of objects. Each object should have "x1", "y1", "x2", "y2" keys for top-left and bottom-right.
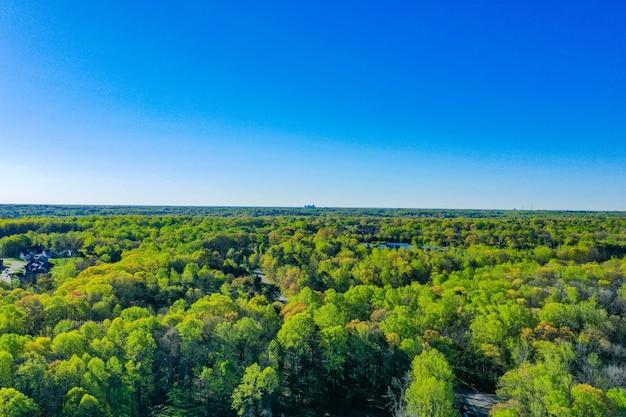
[
  {"x1": 51, "y1": 331, "x2": 87, "y2": 359},
  {"x1": 313, "y1": 303, "x2": 346, "y2": 328},
  {"x1": 470, "y1": 302, "x2": 533, "y2": 369},
  {"x1": 0, "y1": 351, "x2": 14, "y2": 387},
  {"x1": 490, "y1": 402, "x2": 522, "y2": 417},
  {"x1": 277, "y1": 313, "x2": 315, "y2": 351},
  {"x1": 0, "y1": 235, "x2": 31, "y2": 258},
  {"x1": 319, "y1": 325, "x2": 349, "y2": 385},
  {"x1": 353, "y1": 248, "x2": 428, "y2": 286},
  {"x1": 607, "y1": 388, "x2": 626, "y2": 416},
  {"x1": 496, "y1": 343, "x2": 578, "y2": 417},
  {"x1": 231, "y1": 364, "x2": 278, "y2": 417},
  {"x1": 63, "y1": 387, "x2": 105, "y2": 417},
  {"x1": 0, "y1": 388, "x2": 39, "y2": 417},
  {"x1": 571, "y1": 384, "x2": 611, "y2": 417},
  {"x1": 50, "y1": 259, "x2": 79, "y2": 287},
  {"x1": 0, "y1": 212, "x2": 623, "y2": 417},
  {"x1": 404, "y1": 349, "x2": 458, "y2": 417}
]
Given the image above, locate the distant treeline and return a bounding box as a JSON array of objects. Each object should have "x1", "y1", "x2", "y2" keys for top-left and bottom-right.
[{"x1": 0, "y1": 204, "x2": 623, "y2": 219}]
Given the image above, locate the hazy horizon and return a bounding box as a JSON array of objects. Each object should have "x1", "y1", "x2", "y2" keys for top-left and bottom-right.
[{"x1": 0, "y1": 203, "x2": 624, "y2": 213}]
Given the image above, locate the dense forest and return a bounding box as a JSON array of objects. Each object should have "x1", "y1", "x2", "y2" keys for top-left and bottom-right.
[{"x1": 0, "y1": 207, "x2": 626, "y2": 416}]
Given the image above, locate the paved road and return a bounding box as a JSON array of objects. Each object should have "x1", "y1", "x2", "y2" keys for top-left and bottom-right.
[
  {"x1": 457, "y1": 390, "x2": 498, "y2": 417},
  {"x1": 254, "y1": 269, "x2": 289, "y2": 303},
  {"x1": 0, "y1": 259, "x2": 26, "y2": 285}
]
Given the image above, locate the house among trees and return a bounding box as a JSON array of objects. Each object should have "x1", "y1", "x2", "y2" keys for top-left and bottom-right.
[
  {"x1": 20, "y1": 249, "x2": 73, "y2": 262},
  {"x1": 25, "y1": 253, "x2": 50, "y2": 276},
  {"x1": 19, "y1": 250, "x2": 39, "y2": 262},
  {"x1": 18, "y1": 250, "x2": 54, "y2": 277}
]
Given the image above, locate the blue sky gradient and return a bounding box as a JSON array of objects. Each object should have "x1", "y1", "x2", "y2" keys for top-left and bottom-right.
[{"x1": 1, "y1": 1, "x2": 625, "y2": 209}]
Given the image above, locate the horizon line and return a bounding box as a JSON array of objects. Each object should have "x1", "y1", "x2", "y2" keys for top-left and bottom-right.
[{"x1": 0, "y1": 203, "x2": 624, "y2": 214}]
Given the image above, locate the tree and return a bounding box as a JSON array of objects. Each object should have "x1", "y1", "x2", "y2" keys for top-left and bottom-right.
[
  {"x1": 0, "y1": 306, "x2": 26, "y2": 335},
  {"x1": 403, "y1": 349, "x2": 458, "y2": 417},
  {"x1": 14, "y1": 355, "x2": 48, "y2": 408},
  {"x1": 607, "y1": 388, "x2": 626, "y2": 417},
  {"x1": 0, "y1": 388, "x2": 39, "y2": 417},
  {"x1": 231, "y1": 364, "x2": 279, "y2": 417},
  {"x1": 0, "y1": 351, "x2": 14, "y2": 387},
  {"x1": 275, "y1": 312, "x2": 320, "y2": 406},
  {"x1": 195, "y1": 361, "x2": 240, "y2": 416},
  {"x1": 51, "y1": 331, "x2": 87, "y2": 359},
  {"x1": 571, "y1": 384, "x2": 611, "y2": 417},
  {"x1": 496, "y1": 343, "x2": 574, "y2": 417},
  {"x1": 319, "y1": 325, "x2": 349, "y2": 390},
  {"x1": 63, "y1": 387, "x2": 106, "y2": 417},
  {"x1": 0, "y1": 234, "x2": 31, "y2": 258},
  {"x1": 176, "y1": 316, "x2": 205, "y2": 383},
  {"x1": 490, "y1": 402, "x2": 522, "y2": 417},
  {"x1": 470, "y1": 302, "x2": 533, "y2": 382},
  {"x1": 124, "y1": 329, "x2": 157, "y2": 414}
]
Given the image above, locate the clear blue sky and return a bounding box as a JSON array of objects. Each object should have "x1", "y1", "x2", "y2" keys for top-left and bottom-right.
[{"x1": 1, "y1": 1, "x2": 625, "y2": 210}]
